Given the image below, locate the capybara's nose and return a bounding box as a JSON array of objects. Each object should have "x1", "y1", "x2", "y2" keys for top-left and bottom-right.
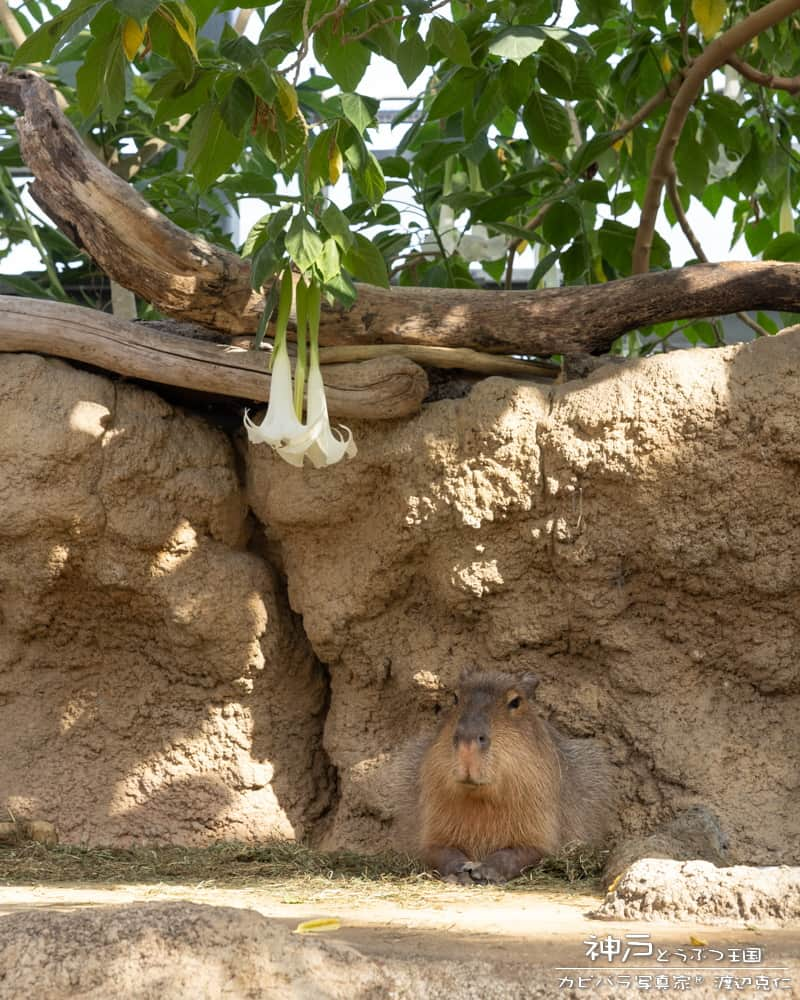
[{"x1": 454, "y1": 727, "x2": 491, "y2": 751}]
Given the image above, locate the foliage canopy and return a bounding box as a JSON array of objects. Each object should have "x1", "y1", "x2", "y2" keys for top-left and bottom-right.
[{"x1": 2, "y1": 0, "x2": 800, "y2": 352}]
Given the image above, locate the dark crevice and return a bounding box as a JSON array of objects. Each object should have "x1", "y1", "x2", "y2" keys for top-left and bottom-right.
[{"x1": 244, "y1": 519, "x2": 341, "y2": 847}]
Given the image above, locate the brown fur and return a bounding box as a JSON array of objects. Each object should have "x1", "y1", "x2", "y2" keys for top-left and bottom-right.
[{"x1": 398, "y1": 669, "x2": 612, "y2": 878}]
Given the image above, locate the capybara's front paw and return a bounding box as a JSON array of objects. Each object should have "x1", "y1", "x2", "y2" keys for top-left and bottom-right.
[{"x1": 461, "y1": 861, "x2": 507, "y2": 885}]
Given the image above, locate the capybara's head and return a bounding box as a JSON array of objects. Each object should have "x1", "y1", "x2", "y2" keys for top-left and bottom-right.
[{"x1": 426, "y1": 668, "x2": 551, "y2": 794}]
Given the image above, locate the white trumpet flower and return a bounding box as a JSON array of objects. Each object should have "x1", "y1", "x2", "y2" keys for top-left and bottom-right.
[
  {"x1": 420, "y1": 205, "x2": 508, "y2": 262},
  {"x1": 303, "y1": 362, "x2": 357, "y2": 468},
  {"x1": 457, "y1": 224, "x2": 508, "y2": 263},
  {"x1": 244, "y1": 268, "x2": 357, "y2": 469},
  {"x1": 243, "y1": 341, "x2": 324, "y2": 466}
]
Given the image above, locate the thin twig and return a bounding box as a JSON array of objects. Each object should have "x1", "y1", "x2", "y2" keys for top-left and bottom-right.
[
  {"x1": 341, "y1": 0, "x2": 451, "y2": 45},
  {"x1": 633, "y1": 0, "x2": 800, "y2": 274},
  {"x1": 666, "y1": 168, "x2": 769, "y2": 337},
  {"x1": 282, "y1": 1, "x2": 347, "y2": 79}
]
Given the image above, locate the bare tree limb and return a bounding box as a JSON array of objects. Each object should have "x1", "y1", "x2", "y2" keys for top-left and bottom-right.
[
  {"x1": 633, "y1": 0, "x2": 800, "y2": 274},
  {"x1": 0, "y1": 297, "x2": 428, "y2": 419}
]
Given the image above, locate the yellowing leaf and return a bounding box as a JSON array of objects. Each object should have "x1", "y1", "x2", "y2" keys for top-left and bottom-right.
[
  {"x1": 692, "y1": 0, "x2": 727, "y2": 41},
  {"x1": 275, "y1": 75, "x2": 298, "y2": 120},
  {"x1": 689, "y1": 935, "x2": 708, "y2": 947},
  {"x1": 328, "y1": 146, "x2": 343, "y2": 185},
  {"x1": 660, "y1": 52, "x2": 672, "y2": 74},
  {"x1": 294, "y1": 918, "x2": 342, "y2": 934},
  {"x1": 158, "y1": 2, "x2": 197, "y2": 59},
  {"x1": 779, "y1": 192, "x2": 794, "y2": 234},
  {"x1": 593, "y1": 255, "x2": 607, "y2": 283},
  {"x1": 122, "y1": 18, "x2": 145, "y2": 61},
  {"x1": 516, "y1": 239, "x2": 528, "y2": 255}
]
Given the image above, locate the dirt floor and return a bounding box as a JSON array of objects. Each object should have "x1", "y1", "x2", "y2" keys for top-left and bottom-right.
[{"x1": 0, "y1": 846, "x2": 798, "y2": 996}]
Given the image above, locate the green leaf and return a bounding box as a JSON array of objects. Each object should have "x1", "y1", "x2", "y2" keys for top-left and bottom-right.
[
  {"x1": 560, "y1": 236, "x2": 590, "y2": 282},
  {"x1": 152, "y1": 69, "x2": 213, "y2": 124},
  {"x1": 111, "y1": 0, "x2": 159, "y2": 20},
  {"x1": 323, "y1": 270, "x2": 358, "y2": 308},
  {"x1": 429, "y1": 68, "x2": 480, "y2": 119},
  {"x1": 397, "y1": 32, "x2": 428, "y2": 87},
  {"x1": 499, "y1": 60, "x2": 535, "y2": 110},
  {"x1": 342, "y1": 232, "x2": 389, "y2": 287},
  {"x1": 600, "y1": 219, "x2": 670, "y2": 274},
  {"x1": 527, "y1": 249, "x2": 560, "y2": 288},
  {"x1": 537, "y1": 38, "x2": 576, "y2": 99},
  {"x1": 489, "y1": 24, "x2": 592, "y2": 64},
  {"x1": 314, "y1": 25, "x2": 371, "y2": 91},
  {"x1": 250, "y1": 241, "x2": 281, "y2": 290},
  {"x1": 342, "y1": 133, "x2": 386, "y2": 207},
  {"x1": 489, "y1": 26, "x2": 545, "y2": 64},
  {"x1": 161, "y1": 1, "x2": 197, "y2": 57},
  {"x1": 317, "y1": 239, "x2": 341, "y2": 283},
  {"x1": 577, "y1": 180, "x2": 609, "y2": 204},
  {"x1": 13, "y1": 0, "x2": 99, "y2": 64},
  {"x1": 340, "y1": 93, "x2": 379, "y2": 135},
  {"x1": 570, "y1": 130, "x2": 622, "y2": 177},
  {"x1": 305, "y1": 128, "x2": 334, "y2": 198},
  {"x1": 219, "y1": 76, "x2": 254, "y2": 137},
  {"x1": 522, "y1": 92, "x2": 571, "y2": 157},
  {"x1": 675, "y1": 131, "x2": 709, "y2": 199},
  {"x1": 763, "y1": 233, "x2": 800, "y2": 263},
  {"x1": 428, "y1": 16, "x2": 472, "y2": 67},
  {"x1": 744, "y1": 218, "x2": 775, "y2": 257},
  {"x1": 186, "y1": 104, "x2": 242, "y2": 189},
  {"x1": 258, "y1": 104, "x2": 307, "y2": 169},
  {"x1": 75, "y1": 11, "x2": 126, "y2": 122},
  {"x1": 542, "y1": 201, "x2": 581, "y2": 247},
  {"x1": 285, "y1": 215, "x2": 324, "y2": 273},
  {"x1": 321, "y1": 203, "x2": 355, "y2": 251}
]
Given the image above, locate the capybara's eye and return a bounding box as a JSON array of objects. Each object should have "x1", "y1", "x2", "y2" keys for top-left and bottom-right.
[
  {"x1": 507, "y1": 696, "x2": 521, "y2": 710},
  {"x1": 453, "y1": 692, "x2": 459, "y2": 706}
]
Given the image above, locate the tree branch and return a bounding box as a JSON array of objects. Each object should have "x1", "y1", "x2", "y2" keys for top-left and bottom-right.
[
  {"x1": 5, "y1": 68, "x2": 800, "y2": 357},
  {"x1": 0, "y1": 0, "x2": 25, "y2": 49},
  {"x1": 0, "y1": 297, "x2": 428, "y2": 419},
  {"x1": 726, "y1": 53, "x2": 800, "y2": 93},
  {"x1": 633, "y1": 0, "x2": 800, "y2": 274}
]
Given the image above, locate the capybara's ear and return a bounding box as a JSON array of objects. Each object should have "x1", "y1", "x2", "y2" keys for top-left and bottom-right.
[{"x1": 520, "y1": 672, "x2": 541, "y2": 697}]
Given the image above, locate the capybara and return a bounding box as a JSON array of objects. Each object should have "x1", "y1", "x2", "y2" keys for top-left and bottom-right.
[{"x1": 404, "y1": 668, "x2": 612, "y2": 883}]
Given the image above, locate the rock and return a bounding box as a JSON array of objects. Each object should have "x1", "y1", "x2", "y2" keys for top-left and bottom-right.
[
  {"x1": 604, "y1": 805, "x2": 730, "y2": 887},
  {"x1": 593, "y1": 859, "x2": 800, "y2": 925},
  {"x1": 0, "y1": 355, "x2": 332, "y2": 846},
  {"x1": 247, "y1": 332, "x2": 800, "y2": 863},
  {"x1": 0, "y1": 901, "x2": 539, "y2": 999}
]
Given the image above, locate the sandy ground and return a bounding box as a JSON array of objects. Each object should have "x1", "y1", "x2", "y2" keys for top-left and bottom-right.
[{"x1": 1, "y1": 880, "x2": 798, "y2": 994}]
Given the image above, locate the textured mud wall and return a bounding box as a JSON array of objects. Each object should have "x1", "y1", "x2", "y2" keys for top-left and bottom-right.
[
  {"x1": 247, "y1": 331, "x2": 800, "y2": 865},
  {"x1": 0, "y1": 354, "x2": 332, "y2": 845},
  {"x1": 2, "y1": 333, "x2": 798, "y2": 862}
]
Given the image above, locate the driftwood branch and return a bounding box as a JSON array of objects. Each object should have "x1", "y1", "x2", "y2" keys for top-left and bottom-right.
[
  {"x1": 633, "y1": 0, "x2": 800, "y2": 273},
  {"x1": 0, "y1": 297, "x2": 428, "y2": 420},
  {"x1": 6, "y1": 69, "x2": 800, "y2": 360}
]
